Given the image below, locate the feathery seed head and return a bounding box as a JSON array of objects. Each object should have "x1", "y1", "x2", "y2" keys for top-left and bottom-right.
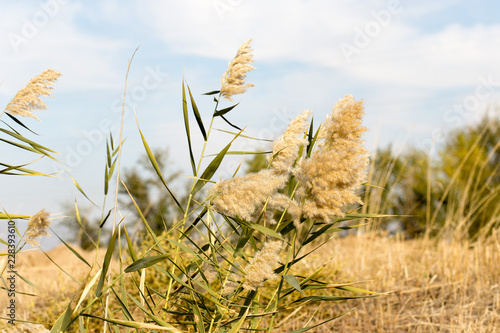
[
  {"x1": 25, "y1": 209, "x2": 51, "y2": 247},
  {"x1": 208, "y1": 169, "x2": 287, "y2": 222},
  {"x1": 242, "y1": 239, "x2": 282, "y2": 291},
  {"x1": 293, "y1": 95, "x2": 369, "y2": 223},
  {"x1": 268, "y1": 110, "x2": 312, "y2": 175},
  {"x1": 220, "y1": 39, "x2": 255, "y2": 101},
  {"x1": 4, "y1": 69, "x2": 62, "y2": 120}
]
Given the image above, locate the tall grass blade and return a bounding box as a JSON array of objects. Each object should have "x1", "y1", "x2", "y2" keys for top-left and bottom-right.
[
  {"x1": 96, "y1": 227, "x2": 118, "y2": 297},
  {"x1": 50, "y1": 231, "x2": 91, "y2": 267},
  {"x1": 136, "y1": 116, "x2": 184, "y2": 213},
  {"x1": 124, "y1": 254, "x2": 169, "y2": 273},
  {"x1": 187, "y1": 85, "x2": 207, "y2": 141},
  {"x1": 121, "y1": 180, "x2": 167, "y2": 254},
  {"x1": 182, "y1": 79, "x2": 197, "y2": 175},
  {"x1": 220, "y1": 115, "x2": 241, "y2": 131},
  {"x1": 192, "y1": 141, "x2": 231, "y2": 194},
  {"x1": 4, "y1": 113, "x2": 38, "y2": 135},
  {"x1": 214, "y1": 103, "x2": 239, "y2": 117}
]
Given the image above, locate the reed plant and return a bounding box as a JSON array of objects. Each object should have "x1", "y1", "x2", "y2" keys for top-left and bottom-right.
[
  {"x1": 37, "y1": 40, "x2": 385, "y2": 332},
  {"x1": 2, "y1": 40, "x2": 498, "y2": 333}
]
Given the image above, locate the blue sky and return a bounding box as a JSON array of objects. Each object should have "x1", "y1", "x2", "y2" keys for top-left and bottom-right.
[{"x1": 1, "y1": 0, "x2": 500, "y2": 248}]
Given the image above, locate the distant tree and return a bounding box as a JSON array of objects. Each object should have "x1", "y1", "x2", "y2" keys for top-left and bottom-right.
[
  {"x1": 119, "y1": 148, "x2": 188, "y2": 234},
  {"x1": 363, "y1": 146, "x2": 433, "y2": 237},
  {"x1": 245, "y1": 152, "x2": 268, "y2": 173},
  {"x1": 365, "y1": 113, "x2": 500, "y2": 239},
  {"x1": 436, "y1": 115, "x2": 500, "y2": 239},
  {"x1": 60, "y1": 202, "x2": 103, "y2": 250}
]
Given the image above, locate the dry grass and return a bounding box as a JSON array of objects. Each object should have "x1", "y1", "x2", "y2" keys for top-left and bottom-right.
[
  {"x1": 0, "y1": 245, "x2": 110, "y2": 331},
  {"x1": 277, "y1": 231, "x2": 500, "y2": 332},
  {"x1": 2, "y1": 232, "x2": 499, "y2": 332}
]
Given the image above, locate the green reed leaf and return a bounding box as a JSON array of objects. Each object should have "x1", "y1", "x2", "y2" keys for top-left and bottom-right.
[
  {"x1": 4, "y1": 113, "x2": 38, "y2": 135},
  {"x1": 215, "y1": 129, "x2": 273, "y2": 142},
  {"x1": 124, "y1": 254, "x2": 170, "y2": 273},
  {"x1": 96, "y1": 227, "x2": 118, "y2": 297},
  {"x1": 284, "y1": 275, "x2": 305, "y2": 296},
  {"x1": 51, "y1": 231, "x2": 90, "y2": 267},
  {"x1": 203, "y1": 90, "x2": 220, "y2": 95},
  {"x1": 187, "y1": 84, "x2": 207, "y2": 141},
  {"x1": 247, "y1": 222, "x2": 284, "y2": 241},
  {"x1": 214, "y1": 103, "x2": 239, "y2": 117},
  {"x1": 123, "y1": 225, "x2": 138, "y2": 262},
  {"x1": 192, "y1": 142, "x2": 231, "y2": 195},
  {"x1": 183, "y1": 79, "x2": 197, "y2": 175},
  {"x1": 136, "y1": 115, "x2": 184, "y2": 213}
]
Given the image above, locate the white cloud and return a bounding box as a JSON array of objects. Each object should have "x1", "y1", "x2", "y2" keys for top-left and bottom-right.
[
  {"x1": 129, "y1": 0, "x2": 500, "y2": 90},
  {"x1": 0, "y1": 1, "x2": 128, "y2": 96}
]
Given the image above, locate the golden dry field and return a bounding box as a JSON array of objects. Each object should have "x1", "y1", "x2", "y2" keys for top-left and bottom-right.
[{"x1": 2, "y1": 232, "x2": 499, "y2": 332}]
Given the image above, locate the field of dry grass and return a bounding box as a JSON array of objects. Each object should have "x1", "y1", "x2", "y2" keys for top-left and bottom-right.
[
  {"x1": 280, "y1": 232, "x2": 500, "y2": 332},
  {"x1": 0, "y1": 246, "x2": 110, "y2": 332},
  {"x1": 2, "y1": 231, "x2": 499, "y2": 332}
]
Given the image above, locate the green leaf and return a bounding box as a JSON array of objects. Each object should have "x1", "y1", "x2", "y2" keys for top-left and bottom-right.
[
  {"x1": 110, "y1": 287, "x2": 134, "y2": 321},
  {"x1": 247, "y1": 222, "x2": 284, "y2": 241},
  {"x1": 50, "y1": 300, "x2": 74, "y2": 333},
  {"x1": 192, "y1": 142, "x2": 231, "y2": 194},
  {"x1": 306, "y1": 117, "x2": 315, "y2": 157},
  {"x1": 0, "y1": 137, "x2": 46, "y2": 155},
  {"x1": 96, "y1": 227, "x2": 118, "y2": 297},
  {"x1": 238, "y1": 290, "x2": 256, "y2": 317},
  {"x1": 166, "y1": 239, "x2": 197, "y2": 256},
  {"x1": 121, "y1": 180, "x2": 167, "y2": 255},
  {"x1": 180, "y1": 207, "x2": 207, "y2": 240},
  {"x1": 283, "y1": 275, "x2": 305, "y2": 295},
  {"x1": 99, "y1": 209, "x2": 112, "y2": 228},
  {"x1": 4, "y1": 113, "x2": 38, "y2": 135},
  {"x1": 136, "y1": 115, "x2": 184, "y2": 213},
  {"x1": 187, "y1": 85, "x2": 207, "y2": 141},
  {"x1": 123, "y1": 225, "x2": 138, "y2": 262},
  {"x1": 182, "y1": 79, "x2": 197, "y2": 175},
  {"x1": 191, "y1": 295, "x2": 206, "y2": 333},
  {"x1": 80, "y1": 314, "x2": 182, "y2": 332},
  {"x1": 214, "y1": 103, "x2": 239, "y2": 117},
  {"x1": 303, "y1": 223, "x2": 367, "y2": 246},
  {"x1": 40, "y1": 249, "x2": 79, "y2": 284},
  {"x1": 306, "y1": 121, "x2": 321, "y2": 158},
  {"x1": 220, "y1": 115, "x2": 241, "y2": 131},
  {"x1": 203, "y1": 90, "x2": 220, "y2": 95},
  {"x1": 0, "y1": 128, "x2": 57, "y2": 154},
  {"x1": 70, "y1": 175, "x2": 96, "y2": 207},
  {"x1": 52, "y1": 231, "x2": 91, "y2": 267},
  {"x1": 215, "y1": 128, "x2": 273, "y2": 142},
  {"x1": 124, "y1": 254, "x2": 169, "y2": 273}
]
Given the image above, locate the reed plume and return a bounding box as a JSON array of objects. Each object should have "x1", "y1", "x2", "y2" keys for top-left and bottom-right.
[
  {"x1": 208, "y1": 169, "x2": 287, "y2": 222},
  {"x1": 242, "y1": 239, "x2": 282, "y2": 291},
  {"x1": 4, "y1": 69, "x2": 62, "y2": 120},
  {"x1": 292, "y1": 95, "x2": 368, "y2": 224},
  {"x1": 268, "y1": 110, "x2": 311, "y2": 175},
  {"x1": 25, "y1": 209, "x2": 51, "y2": 247},
  {"x1": 220, "y1": 39, "x2": 255, "y2": 101}
]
